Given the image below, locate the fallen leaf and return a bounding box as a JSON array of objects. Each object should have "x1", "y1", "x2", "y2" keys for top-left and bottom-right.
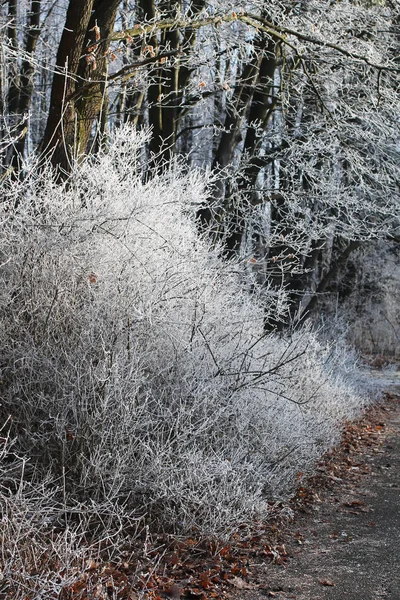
[
  {"x1": 227, "y1": 576, "x2": 258, "y2": 590},
  {"x1": 199, "y1": 572, "x2": 212, "y2": 589},
  {"x1": 163, "y1": 584, "x2": 183, "y2": 599},
  {"x1": 164, "y1": 552, "x2": 180, "y2": 565},
  {"x1": 319, "y1": 579, "x2": 335, "y2": 587},
  {"x1": 343, "y1": 499, "x2": 365, "y2": 507},
  {"x1": 218, "y1": 545, "x2": 232, "y2": 559},
  {"x1": 231, "y1": 564, "x2": 247, "y2": 576}
]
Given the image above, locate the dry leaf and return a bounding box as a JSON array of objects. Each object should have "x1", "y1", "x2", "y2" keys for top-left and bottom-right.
[
  {"x1": 227, "y1": 576, "x2": 258, "y2": 590},
  {"x1": 164, "y1": 584, "x2": 183, "y2": 599},
  {"x1": 199, "y1": 572, "x2": 212, "y2": 589},
  {"x1": 85, "y1": 54, "x2": 97, "y2": 70},
  {"x1": 91, "y1": 20, "x2": 101, "y2": 41},
  {"x1": 319, "y1": 579, "x2": 335, "y2": 587},
  {"x1": 143, "y1": 45, "x2": 155, "y2": 57}
]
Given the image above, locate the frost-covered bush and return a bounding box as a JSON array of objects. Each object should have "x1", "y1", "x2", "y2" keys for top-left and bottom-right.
[
  {"x1": 0, "y1": 127, "x2": 364, "y2": 535},
  {"x1": 0, "y1": 421, "x2": 146, "y2": 599}
]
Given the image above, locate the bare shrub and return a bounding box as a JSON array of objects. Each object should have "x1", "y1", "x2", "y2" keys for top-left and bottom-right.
[
  {"x1": 0, "y1": 127, "x2": 365, "y2": 543},
  {"x1": 0, "y1": 421, "x2": 149, "y2": 599}
]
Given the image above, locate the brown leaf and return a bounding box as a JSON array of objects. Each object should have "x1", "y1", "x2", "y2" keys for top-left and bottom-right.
[
  {"x1": 319, "y1": 579, "x2": 335, "y2": 587},
  {"x1": 231, "y1": 564, "x2": 247, "y2": 576},
  {"x1": 164, "y1": 552, "x2": 180, "y2": 565},
  {"x1": 71, "y1": 579, "x2": 87, "y2": 593},
  {"x1": 90, "y1": 21, "x2": 101, "y2": 41},
  {"x1": 218, "y1": 545, "x2": 232, "y2": 559},
  {"x1": 199, "y1": 572, "x2": 212, "y2": 589},
  {"x1": 227, "y1": 576, "x2": 258, "y2": 590},
  {"x1": 163, "y1": 584, "x2": 183, "y2": 599},
  {"x1": 343, "y1": 499, "x2": 365, "y2": 507}
]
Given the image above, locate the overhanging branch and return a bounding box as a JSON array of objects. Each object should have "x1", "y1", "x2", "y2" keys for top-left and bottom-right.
[{"x1": 109, "y1": 11, "x2": 400, "y2": 74}]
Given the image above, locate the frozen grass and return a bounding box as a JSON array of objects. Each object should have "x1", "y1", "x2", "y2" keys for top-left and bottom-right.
[{"x1": 0, "y1": 127, "x2": 366, "y2": 594}]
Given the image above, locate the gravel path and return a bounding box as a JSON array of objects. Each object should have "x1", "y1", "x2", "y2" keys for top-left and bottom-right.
[{"x1": 236, "y1": 385, "x2": 400, "y2": 600}]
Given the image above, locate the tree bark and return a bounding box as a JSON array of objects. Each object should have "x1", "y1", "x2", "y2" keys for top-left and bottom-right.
[
  {"x1": 39, "y1": 0, "x2": 95, "y2": 173},
  {"x1": 138, "y1": 0, "x2": 206, "y2": 170},
  {"x1": 6, "y1": 0, "x2": 19, "y2": 118},
  {"x1": 198, "y1": 39, "x2": 279, "y2": 257},
  {"x1": 39, "y1": 0, "x2": 120, "y2": 175},
  {"x1": 9, "y1": 0, "x2": 42, "y2": 170}
]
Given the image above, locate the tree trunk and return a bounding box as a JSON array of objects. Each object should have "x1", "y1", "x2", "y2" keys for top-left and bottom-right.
[
  {"x1": 9, "y1": 0, "x2": 42, "y2": 170},
  {"x1": 139, "y1": 0, "x2": 206, "y2": 170},
  {"x1": 74, "y1": 0, "x2": 121, "y2": 157},
  {"x1": 303, "y1": 240, "x2": 362, "y2": 319},
  {"x1": 39, "y1": 0, "x2": 95, "y2": 173},
  {"x1": 39, "y1": 0, "x2": 120, "y2": 174},
  {"x1": 198, "y1": 39, "x2": 279, "y2": 257}
]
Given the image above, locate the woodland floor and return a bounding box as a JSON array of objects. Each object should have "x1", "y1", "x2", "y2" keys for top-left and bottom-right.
[
  {"x1": 232, "y1": 389, "x2": 400, "y2": 600},
  {"x1": 159, "y1": 373, "x2": 400, "y2": 600},
  {"x1": 56, "y1": 365, "x2": 400, "y2": 600}
]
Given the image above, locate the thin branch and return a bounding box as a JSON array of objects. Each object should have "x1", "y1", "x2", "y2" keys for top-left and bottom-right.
[
  {"x1": 109, "y1": 12, "x2": 400, "y2": 73},
  {"x1": 66, "y1": 50, "x2": 181, "y2": 102},
  {"x1": 242, "y1": 13, "x2": 400, "y2": 73},
  {"x1": 197, "y1": 327, "x2": 223, "y2": 376}
]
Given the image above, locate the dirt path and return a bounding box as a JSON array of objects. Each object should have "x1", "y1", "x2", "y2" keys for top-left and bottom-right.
[{"x1": 237, "y1": 393, "x2": 400, "y2": 600}]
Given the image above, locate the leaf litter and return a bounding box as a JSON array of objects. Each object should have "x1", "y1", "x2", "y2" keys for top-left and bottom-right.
[{"x1": 51, "y1": 393, "x2": 400, "y2": 599}]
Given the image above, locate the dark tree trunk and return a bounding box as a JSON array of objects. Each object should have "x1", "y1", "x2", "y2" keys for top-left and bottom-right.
[
  {"x1": 39, "y1": 0, "x2": 95, "y2": 173},
  {"x1": 138, "y1": 0, "x2": 206, "y2": 170},
  {"x1": 74, "y1": 0, "x2": 121, "y2": 155},
  {"x1": 7, "y1": 0, "x2": 19, "y2": 118},
  {"x1": 39, "y1": 0, "x2": 120, "y2": 174},
  {"x1": 198, "y1": 39, "x2": 279, "y2": 258},
  {"x1": 303, "y1": 240, "x2": 362, "y2": 319}
]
